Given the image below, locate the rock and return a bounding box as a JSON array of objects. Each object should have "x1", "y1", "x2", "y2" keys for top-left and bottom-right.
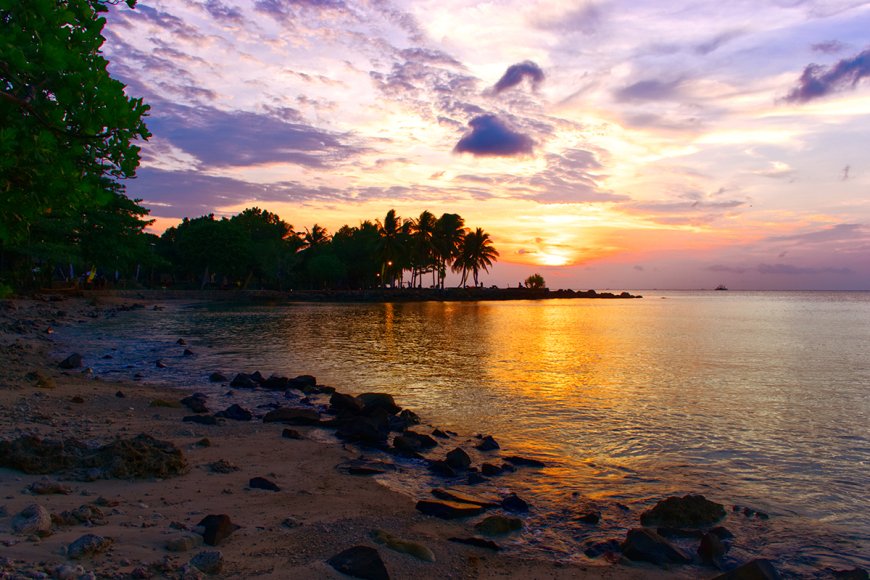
[
  {"x1": 156, "y1": 359, "x2": 167, "y2": 368},
  {"x1": 337, "y1": 459, "x2": 397, "y2": 476},
  {"x1": 208, "y1": 460, "x2": 239, "y2": 474},
  {"x1": 181, "y1": 394, "x2": 209, "y2": 414},
  {"x1": 67, "y1": 534, "x2": 113, "y2": 559},
  {"x1": 371, "y1": 529, "x2": 436, "y2": 562},
  {"x1": 475, "y1": 435, "x2": 500, "y2": 451},
  {"x1": 712, "y1": 559, "x2": 781, "y2": 580},
  {"x1": 711, "y1": 526, "x2": 734, "y2": 540},
  {"x1": 249, "y1": 371, "x2": 265, "y2": 383},
  {"x1": 183, "y1": 415, "x2": 218, "y2": 426},
  {"x1": 474, "y1": 515, "x2": 523, "y2": 535},
  {"x1": 426, "y1": 460, "x2": 456, "y2": 477},
  {"x1": 70, "y1": 395, "x2": 84, "y2": 404},
  {"x1": 329, "y1": 392, "x2": 364, "y2": 414},
  {"x1": 259, "y1": 375, "x2": 287, "y2": 390},
  {"x1": 577, "y1": 511, "x2": 600, "y2": 524},
  {"x1": 640, "y1": 494, "x2": 726, "y2": 528},
  {"x1": 115, "y1": 391, "x2": 125, "y2": 398},
  {"x1": 27, "y1": 479, "x2": 72, "y2": 495},
  {"x1": 445, "y1": 448, "x2": 471, "y2": 470},
  {"x1": 177, "y1": 338, "x2": 187, "y2": 345},
  {"x1": 12, "y1": 504, "x2": 52, "y2": 536},
  {"x1": 480, "y1": 463, "x2": 502, "y2": 476},
  {"x1": 59, "y1": 353, "x2": 83, "y2": 369},
  {"x1": 621, "y1": 528, "x2": 692, "y2": 565},
  {"x1": 263, "y1": 407, "x2": 321, "y2": 425},
  {"x1": 195, "y1": 438, "x2": 212, "y2": 448},
  {"x1": 287, "y1": 375, "x2": 317, "y2": 390},
  {"x1": 467, "y1": 472, "x2": 486, "y2": 485},
  {"x1": 53, "y1": 505, "x2": 106, "y2": 527},
  {"x1": 357, "y1": 393, "x2": 401, "y2": 415},
  {"x1": 190, "y1": 550, "x2": 223, "y2": 575},
  {"x1": 327, "y1": 545, "x2": 389, "y2": 580},
  {"x1": 166, "y1": 534, "x2": 203, "y2": 553},
  {"x1": 334, "y1": 412, "x2": 390, "y2": 445},
  {"x1": 431, "y1": 488, "x2": 499, "y2": 508},
  {"x1": 698, "y1": 531, "x2": 728, "y2": 564},
  {"x1": 503, "y1": 455, "x2": 546, "y2": 468},
  {"x1": 215, "y1": 404, "x2": 252, "y2": 421},
  {"x1": 208, "y1": 372, "x2": 227, "y2": 383},
  {"x1": 52, "y1": 564, "x2": 87, "y2": 580},
  {"x1": 415, "y1": 499, "x2": 484, "y2": 519},
  {"x1": 282, "y1": 429, "x2": 303, "y2": 440},
  {"x1": 196, "y1": 515, "x2": 239, "y2": 546},
  {"x1": 501, "y1": 493, "x2": 529, "y2": 513},
  {"x1": 431, "y1": 429, "x2": 449, "y2": 439},
  {"x1": 95, "y1": 434, "x2": 188, "y2": 479},
  {"x1": 183, "y1": 348, "x2": 195, "y2": 356},
  {"x1": 397, "y1": 409, "x2": 421, "y2": 426},
  {"x1": 448, "y1": 537, "x2": 501, "y2": 550},
  {"x1": 229, "y1": 373, "x2": 257, "y2": 389},
  {"x1": 249, "y1": 476, "x2": 280, "y2": 491}
]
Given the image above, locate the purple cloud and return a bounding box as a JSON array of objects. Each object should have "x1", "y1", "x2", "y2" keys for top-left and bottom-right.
[
  {"x1": 615, "y1": 79, "x2": 683, "y2": 102},
  {"x1": 493, "y1": 61, "x2": 545, "y2": 94},
  {"x1": 811, "y1": 40, "x2": 847, "y2": 55},
  {"x1": 785, "y1": 47, "x2": 870, "y2": 102},
  {"x1": 453, "y1": 115, "x2": 534, "y2": 157}
]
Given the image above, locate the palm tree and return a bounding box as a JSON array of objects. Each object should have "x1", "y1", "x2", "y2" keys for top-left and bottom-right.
[
  {"x1": 454, "y1": 227, "x2": 499, "y2": 287},
  {"x1": 409, "y1": 210, "x2": 436, "y2": 287},
  {"x1": 432, "y1": 213, "x2": 465, "y2": 289},
  {"x1": 301, "y1": 224, "x2": 329, "y2": 250},
  {"x1": 376, "y1": 209, "x2": 406, "y2": 287}
]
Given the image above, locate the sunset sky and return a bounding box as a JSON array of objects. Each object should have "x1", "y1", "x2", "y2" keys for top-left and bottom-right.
[{"x1": 103, "y1": 0, "x2": 870, "y2": 290}]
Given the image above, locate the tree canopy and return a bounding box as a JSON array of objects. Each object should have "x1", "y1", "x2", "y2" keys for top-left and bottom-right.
[{"x1": 0, "y1": 0, "x2": 151, "y2": 284}]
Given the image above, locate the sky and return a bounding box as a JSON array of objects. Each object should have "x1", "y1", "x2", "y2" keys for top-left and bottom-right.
[{"x1": 102, "y1": 0, "x2": 870, "y2": 290}]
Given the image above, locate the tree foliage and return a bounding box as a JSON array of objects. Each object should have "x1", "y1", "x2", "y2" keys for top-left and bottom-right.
[
  {"x1": 0, "y1": 0, "x2": 151, "y2": 284},
  {"x1": 524, "y1": 273, "x2": 545, "y2": 289}
]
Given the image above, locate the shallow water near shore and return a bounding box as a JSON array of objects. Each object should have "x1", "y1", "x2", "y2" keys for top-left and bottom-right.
[{"x1": 57, "y1": 290, "x2": 869, "y2": 576}]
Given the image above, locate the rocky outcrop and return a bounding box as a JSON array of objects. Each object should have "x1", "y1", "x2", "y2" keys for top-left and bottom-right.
[
  {"x1": 641, "y1": 494, "x2": 726, "y2": 528},
  {"x1": 621, "y1": 528, "x2": 692, "y2": 565}
]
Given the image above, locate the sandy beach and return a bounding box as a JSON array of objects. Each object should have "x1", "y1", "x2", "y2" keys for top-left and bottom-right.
[{"x1": 0, "y1": 295, "x2": 713, "y2": 579}]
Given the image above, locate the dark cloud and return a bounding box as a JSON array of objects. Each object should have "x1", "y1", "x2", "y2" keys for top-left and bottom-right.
[
  {"x1": 811, "y1": 40, "x2": 847, "y2": 54},
  {"x1": 110, "y1": 4, "x2": 204, "y2": 41},
  {"x1": 785, "y1": 47, "x2": 870, "y2": 102},
  {"x1": 202, "y1": 0, "x2": 244, "y2": 23},
  {"x1": 147, "y1": 102, "x2": 358, "y2": 168},
  {"x1": 615, "y1": 79, "x2": 684, "y2": 102},
  {"x1": 398, "y1": 48, "x2": 463, "y2": 67},
  {"x1": 493, "y1": 61, "x2": 545, "y2": 94},
  {"x1": 694, "y1": 30, "x2": 744, "y2": 55},
  {"x1": 453, "y1": 115, "x2": 534, "y2": 157}
]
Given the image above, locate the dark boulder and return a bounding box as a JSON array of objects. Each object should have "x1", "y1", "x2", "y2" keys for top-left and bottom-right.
[
  {"x1": 583, "y1": 539, "x2": 622, "y2": 559},
  {"x1": 282, "y1": 429, "x2": 303, "y2": 440},
  {"x1": 357, "y1": 392, "x2": 401, "y2": 415},
  {"x1": 397, "y1": 409, "x2": 421, "y2": 426},
  {"x1": 712, "y1": 559, "x2": 781, "y2": 580},
  {"x1": 197, "y1": 515, "x2": 239, "y2": 547},
  {"x1": 287, "y1": 375, "x2": 317, "y2": 390},
  {"x1": 261, "y1": 375, "x2": 289, "y2": 390},
  {"x1": 330, "y1": 392, "x2": 364, "y2": 414},
  {"x1": 398, "y1": 431, "x2": 437, "y2": 450},
  {"x1": 67, "y1": 534, "x2": 113, "y2": 559},
  {"x1": 481, "y1": 463, "x2": 503, "y2": 476},
  {"x1": 641, "y1": 494, "x2": 726, "y2": 528},
  {"x1": 445, "y1": 448, "x2": 471, "y2": 470},
  {"x1": 832, "y1": 569, "x2": 869, "y2": 580},
  {"x1": 334, "y1": 411, "x2": 390, "y2": 445},
  {"x1": 209, "y1": 372, "x2": 228, "y2": 383},
  {"x1": 475, "y1": 435, "x2": 500, "y2": 451},
  {"x1": 427, "y1": 460, "x2": 456, "y2": 477},
  {"x1": 59, "y1": 353, "x2": 83, "y2": 369},
  {"x1": 215, "y1": 404, "x2": 252, "y2": 421},
  {"x1": 326, "y1": 545, "x2": 389, "y2": 580},
  {"x1": 577, "y1": 511, "x2": 600, "y2": 524},
  {"x1": 431, "y1": 429, "x2": 449, "y2": 439},
  {"x1": 92, "y1": 434, "x2": 188, "y2": 479},
  {"x1": 181, "y1": 394, "x2": 209, "y2": 414},
  {"x1": 698, "y1": 531, "x2": 728, "y2": 564},
  {"x1": 183, "y1": 348, "x2": 194, "y2": 356},
  {"x1": 501, "y1": 493, "x2": 529, "y2": 513},
  {"x1": 229, "y1": 373, "x2": 257, "y2": 389},
  {"x1": 249, "y1": 477, "x2": 280, "y2": 492},
  {"x1": 250, "y1": 371, "x2": 265, "y2": 383},
  {"x1": 415, "y1": 499, "x2": 485, "y2": 519},
  {"x1": 621, "y1": 528, "x2": 692, "y2": 565},
  {"x1": 263, "y1": 407, "x2": 321, "y2": 425}
]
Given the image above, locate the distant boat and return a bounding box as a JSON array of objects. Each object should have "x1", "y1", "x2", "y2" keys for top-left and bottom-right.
[{"x1": 715, "y1": 284, "x2": 728, "y2": 291}]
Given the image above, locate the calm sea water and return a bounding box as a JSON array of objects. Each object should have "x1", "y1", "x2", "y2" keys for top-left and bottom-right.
[{"x1": 58, "y1": 291, "x2": 870, "y2": 575}]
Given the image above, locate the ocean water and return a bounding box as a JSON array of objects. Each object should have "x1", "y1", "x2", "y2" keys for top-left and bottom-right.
[{"x1": 57, "y1": 291, "x2": 870, "y2": 575}]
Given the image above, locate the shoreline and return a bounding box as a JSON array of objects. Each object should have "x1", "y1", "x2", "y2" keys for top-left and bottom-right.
[{"x1": 0, "y1": 295, "x2": 679, "y2": 579}]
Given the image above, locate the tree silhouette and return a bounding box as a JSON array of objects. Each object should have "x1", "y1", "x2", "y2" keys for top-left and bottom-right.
[
  {"x1": 433, "y1": 213, "x2": 466, "y2": 289},
  {"x1": 454, "y1": 227, "x2": 499, "y2": 287}
]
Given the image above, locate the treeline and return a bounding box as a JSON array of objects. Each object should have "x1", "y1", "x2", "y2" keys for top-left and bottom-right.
[{"x1": 154, "y1": 208, "x2": 499, "y2": 291}]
